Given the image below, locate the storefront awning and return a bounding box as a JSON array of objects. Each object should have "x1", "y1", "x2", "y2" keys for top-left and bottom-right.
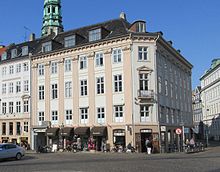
[
  {"x1": 60, "y1": 127, "x2": 74, "y2": 136},
  {"x1": 46, "y1": 128, "x2": 60, "y2": 136},
  {"x1": 91, "y1": 126, "x2": 107, "y2": 137},
  {"x1": 74, "y1": 127, "x2": 90, "y2": 136}
]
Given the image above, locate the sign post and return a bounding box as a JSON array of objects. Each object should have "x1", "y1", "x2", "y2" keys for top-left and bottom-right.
[{"x1": 175, "y1": 128, "x2": 182, "y2": 152}]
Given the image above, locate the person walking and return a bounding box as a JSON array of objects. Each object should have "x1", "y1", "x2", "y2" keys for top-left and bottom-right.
[{"x1": 145, "y1": 138, "x2": 152, "y2": 154}]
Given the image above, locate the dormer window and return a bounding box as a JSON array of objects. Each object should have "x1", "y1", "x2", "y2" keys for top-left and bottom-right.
[
  {"x1": 11, "y1": 49, "x2": 17, "y2": 58},
  {"x1": 64, "y1": 35, "x2": 75, "y2": 48},
  {"x1": 89, "y1": 28, "x2": 101, "y2": 42},
  {"x1": 1, "y1": 52, "x2": 7, "y2": 60},
  {"x1": 42, "y1": 42, "x2": 52, "y2": 53},
  {"x1": 22, "y1": 46, "x2": 28, "y2": 56},
  {"x1": 136, "y1": 22, "x2": 146, "y2": 33}
]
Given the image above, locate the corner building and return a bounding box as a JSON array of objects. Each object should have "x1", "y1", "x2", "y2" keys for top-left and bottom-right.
[{"x1": 30, "y1": 0, "x2": 192, "y2": 153}]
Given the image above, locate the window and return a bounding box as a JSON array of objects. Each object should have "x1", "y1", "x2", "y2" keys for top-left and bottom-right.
[
  {"x1": 2, "y1": 83, "x2": 6, "y2": 94},
  {"x1": 16, "y1": 101, "x2": 21, "y2": 113},
  {"x1": 96, "y1": 77, "x2": 104, "y2": 94},
  {"x1": 38, "y1": 112, "x2": 45, "y2": 123},
  {"x1": 16, "y1": 81, "x2": 21, "y2": 93},
  {"x1": 170, "y1": 83, "x2": 173, "y2": 98},
  {"x1": 80, "y1": 108, "x2": 88, "y2": 124},
  {"x1": 136, "y1": 22, "x2": 146, "y2": 33},
  {"x1": 165, "y1": 80, "x2": 168, "y2": 96},
  {"x1": 1, "y1": 52, "x2": 7, "y2": 60},
  {"x1": 89, "y1": 28, "x2": 101, "y2": 42},
  {"x1": 2, "y1": 67, "x2": 7, "y2": 76},
  {"x1": 16, "y1": 64, "x2": 21, "y2": 73},
  {"x1": 114, "y1": 105, "x2": 124, "y2": 122},
  {"x1": 2, "y1": 102, "x2": 6, "y2": 114},
  {"x1": 38, "y1": 64, "x2": 45, "y2": 76},
  {"x1": 95, "y1": 52, "x2": 104, "y2": 66},
  {"x1": 65, "y1": 81, "x2": 72, "y2": 98},
  {"x1": 9, "y1": 82, "x2": 13, "y2": 93},
  {"x1": 22, "y1": 46, "x2": 28, "y2": 56},
  {"x1": 11, "y1": 49, "x2": 17, "y2": 58},
  {"x1": 51, "y1": 111, "x2": 58, "y2": 124},
  {"x1": 9, "y1": 122, "x2": 13, "y2": 135},
  {"x1": 52, "y1": 6, "x2": 56, "y2": 13},
  {"x1": 2, "y1": 123, "x2": 6, "y2": 135},
  {"x1": 97, "y1": 107, "x2": 105, "y2": 124},
  {"x1": 23, "y1": 100, "x2": 29, "y2": 113},
  {"x1": 24, "y1": 122, "x2": 28, "y2": 132},
  {"x1": 51, "y1": 62, "x2": 58, "y2": 74},
  {"x1": 24, "y1": 80, "x2": 29, "y2": 92},
  {"x1": 39, "y1": 85, "x2": 45, "y2": 100},
  {"x1": 138, "y1": 47, "x2": 148, "y2": 61},
  {"x1": 16, "y1": 122, "x2": 21, "y2": 135},
  {"x1": 65, "y1": 59, "x2": 72, "y2": 72},
  {"x1": 140, "y1": 74, "x2": 148, "y2": 90},
  {"x1": 52, "y1": 84, "x2": 58, "y2": 99},
  {"x1": 80, "y1": 79, "x2": 87, "y2": 96},
  {"x1": 9, "y1": 65, "x2": 14, "y2": 74},
  {"x1": 158, "y1": 76, "x2": 162, "y2": 94},
  {"x1": 140, "y1": 105, "x2": 149, "y2": 122},
  {"x1": 23, "y1": 63, "x2": 29, "y2": 72},
  {"x1": 65, "y1": 110, "x2": 72, "y2": 125},
  {"x1": 114, "y1": 74, "x2": 123, "y2": 92},
  {"x1": 64, "y1": 35, "x2": 75, "y2": 48},
  {"x1": 42, "y1": 42, "x2": 52, "y2": 52},
  {"x1": 112, "y1": 49, "x2": 122, "y2": 63},
  {"x1": 79, "y1": 56, "x2": 87, "y2": 69}
]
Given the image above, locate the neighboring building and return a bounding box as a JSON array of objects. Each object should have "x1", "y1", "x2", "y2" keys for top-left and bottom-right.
[
  {"x1": 192, "y1": 86, "x2": 204, "y2": 139},
  {"x1": 30, "y1": 0, "x2": 193, "y2": 152},
  {"x1": 0, "y1": 40, "x2": 34, "y2": 144},
  {"x1": 200, "y1": 59, "x2": 220, "y2": 141}
]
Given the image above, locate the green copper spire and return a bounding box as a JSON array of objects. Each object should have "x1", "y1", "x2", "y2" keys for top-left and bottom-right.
[{"x1": 41, "y1": 0, "x2": 64, "y2": 36}]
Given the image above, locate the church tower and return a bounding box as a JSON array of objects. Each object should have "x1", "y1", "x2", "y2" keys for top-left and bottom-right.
[{"x1": 41, "y1": 0, "x2": 64, "y2": 36}]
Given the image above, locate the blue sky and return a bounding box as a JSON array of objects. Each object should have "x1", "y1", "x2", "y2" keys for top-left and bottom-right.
[{"x1": 1, "y1": 0, "x2": 220, "y2": 88}]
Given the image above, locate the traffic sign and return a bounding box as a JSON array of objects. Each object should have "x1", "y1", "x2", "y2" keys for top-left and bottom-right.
[{"x1": 175, "y1": 128, "x2": 182, "y2": 135}]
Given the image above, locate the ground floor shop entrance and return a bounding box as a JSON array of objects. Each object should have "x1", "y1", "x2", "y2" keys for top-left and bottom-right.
[
  {"x1": 91, "y1": 126, "x2": 107, "y2": 151},
  {"x1": 113, "y1": 129, "x2": 126, "y2": 148}
]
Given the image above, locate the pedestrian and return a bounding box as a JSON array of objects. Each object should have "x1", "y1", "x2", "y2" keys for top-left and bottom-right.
[{"x1": 145, "y1": 138, "x2": 152, "y2": 154}]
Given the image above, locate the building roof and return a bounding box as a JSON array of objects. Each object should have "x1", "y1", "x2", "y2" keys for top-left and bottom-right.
[
  {"x1": 200, "y1": 58, "x2": 220, "y2": 80},
  {"x1": 0, "y1": 46, "x2": 6, "y2": 56}
]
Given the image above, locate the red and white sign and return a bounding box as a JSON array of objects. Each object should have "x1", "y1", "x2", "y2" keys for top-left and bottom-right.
[{"x1": 175, "y1": 128, "x2": 182, "y2": 135}]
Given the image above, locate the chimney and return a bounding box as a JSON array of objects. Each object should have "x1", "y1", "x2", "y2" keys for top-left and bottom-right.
[
  {"x1": 168, "y1": 41, "x2": 173, "y2": 46},
  {"x1": 120, "y1": 12, "x2": 127, "y2": 20},
  {"x1": 29, "y1": 33, "x2": 35, "y2": 41}
]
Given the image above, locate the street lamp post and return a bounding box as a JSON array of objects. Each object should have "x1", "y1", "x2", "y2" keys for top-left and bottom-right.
[{"x1": 180, "y1": 122, "x2": 185, "y2": 152}]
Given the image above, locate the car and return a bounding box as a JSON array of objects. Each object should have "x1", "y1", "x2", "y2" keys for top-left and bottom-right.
[{"x1": 0, "y1": 143, "x2": 25, "y2": 160}]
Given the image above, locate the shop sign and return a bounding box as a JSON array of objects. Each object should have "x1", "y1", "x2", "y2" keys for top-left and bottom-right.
[
  {"x1": 160, "y1": 126, "x2": 166, "y2": 132},
  {"x1": 34, "y1": 128, "x2": 46, "y2": 133},
  {"x1": 140, "y1": 129, "x2": 152, "y2": 133},
  {"x1": 113, "y1": 129, "x2": 125, "y2": 136}
]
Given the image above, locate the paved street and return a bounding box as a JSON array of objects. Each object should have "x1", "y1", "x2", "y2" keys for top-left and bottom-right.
[{"x1": 0, "y1": 146, "x2": 220, "y2": 172}]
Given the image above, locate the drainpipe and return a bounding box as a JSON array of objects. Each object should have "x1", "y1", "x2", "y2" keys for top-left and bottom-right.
[{"x1": 154, "y1": 34, "x2": 161, "y2": 153}]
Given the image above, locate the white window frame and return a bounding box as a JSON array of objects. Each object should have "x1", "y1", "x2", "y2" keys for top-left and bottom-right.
[
  {"x1": 11, "y1": 49, "x2": 17, "y2": 58},
  {"x1": 24, "y1": 122, "x2": 28, "y2": 132},
  {"x1": 2, "y1": 67, "x2": 7, "y2": 76},
  {"x1": 64, "y1": 35, "x2": 75, "y2": 48},
  {"x1": 51, "y1": 111, "x2": 58, "y2": 124},
  {"x1": 51, "y1": 84, "x2": 58, "y2": 99},
  {"x1": 65, "y1": 110, "x2": 73, "y2": 125},
  {"x1": 2, "y1": 102, "x2": 7, "y2": 114},
  {"x1": 9, "y1": 82, "x2": 13, "y2": 93},
  {"x1": 80, "y1": 108, "x2": 88, "y2": 124},
  {"x1": 16, "y1": 81, "x2": 21, "y2": 93},
  {"x1": 22, "y1": 46, "x2": 28, "y2": 56},
  {"x1": 112, "y1": 48, "x2": 122, "y2": 63},
  {"x1": 89, "y1": 28, "x2": 101, "y2": 42},
  {"x1": 64, "y1": 59, "x2": 72, "y2": 72},
  {"x1": 96, "y1": 77, "x2": 104, "y2": 94},
  {"x1": 38, "y1": 111, "x2": 45, "y2": 125},
  {"x1": 24, "y1": 80, "x2": 29, "y2": 92},
  {"x1": 38, "y1": 64, "x2": 45, "y2": 76},
  {"x1": 2, "y1": 83, "x2": 6, "y2": 94},
  {"x1": 65, "y1": 81, "x2": 72, "y2": 98},
  {"x1": 80, "y1": 79, "x2": 87, "y2": 96},
  {"x1": 140, "y1": 105, "x2": 149, "y2": 122},
  {"x1": 97, "y1": 107, "x2": 105, "y2": 124},
  {"x1": 79, "y1": 56, "x2": 87, "y2": 69},
  {"x1": 95, "y1": 52, "x2": 104, "y2": 67},
  {"x1": 138, "y1": 47, "x2": 148, "y2": 61},
  {"x1": 16, "y1": 64, "x2": 21, "y2": 73},
  {"x1": 16, "y1": 101, "x2": 21, "y2": 113},
  {"x1": 114, "y1": 74, "x2": 123, "y2": 92},
  {"x1": 9, "y1": 65, "x2": 14, "y2": 74},
  {"x1": 23, "y1": 63, "x2": 29, "y2": 72},
  {"x1": 39, "y1": 85, "x2": 45, "y2": 100},
  {"x1": 51, "y1": 62, "x2": 58, "y2": 74},
  {"x1": 42, "y1": 42, "x2": 52, "y2": 52},
  {"x1": 114, "y1": 105, "x2": 124, "y2": 123},
  {"x1": 139, "y1": 73, "x2": 148, "y2": 91},
  {"x1": 9, "y1": 102, "x2": 13, "y2": 114},
  {"x1": 23, "y1": 100, "x2": 29, "y2": 113}
]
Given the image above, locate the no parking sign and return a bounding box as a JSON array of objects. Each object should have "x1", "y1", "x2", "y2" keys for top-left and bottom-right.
[{"x1": 175, "y1": 128, "x2": 182, "y2": 135}]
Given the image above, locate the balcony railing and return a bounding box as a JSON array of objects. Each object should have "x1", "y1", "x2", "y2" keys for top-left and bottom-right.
[{"x1": 138, "y1": 90, "x2": 154, "y2": 99}]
